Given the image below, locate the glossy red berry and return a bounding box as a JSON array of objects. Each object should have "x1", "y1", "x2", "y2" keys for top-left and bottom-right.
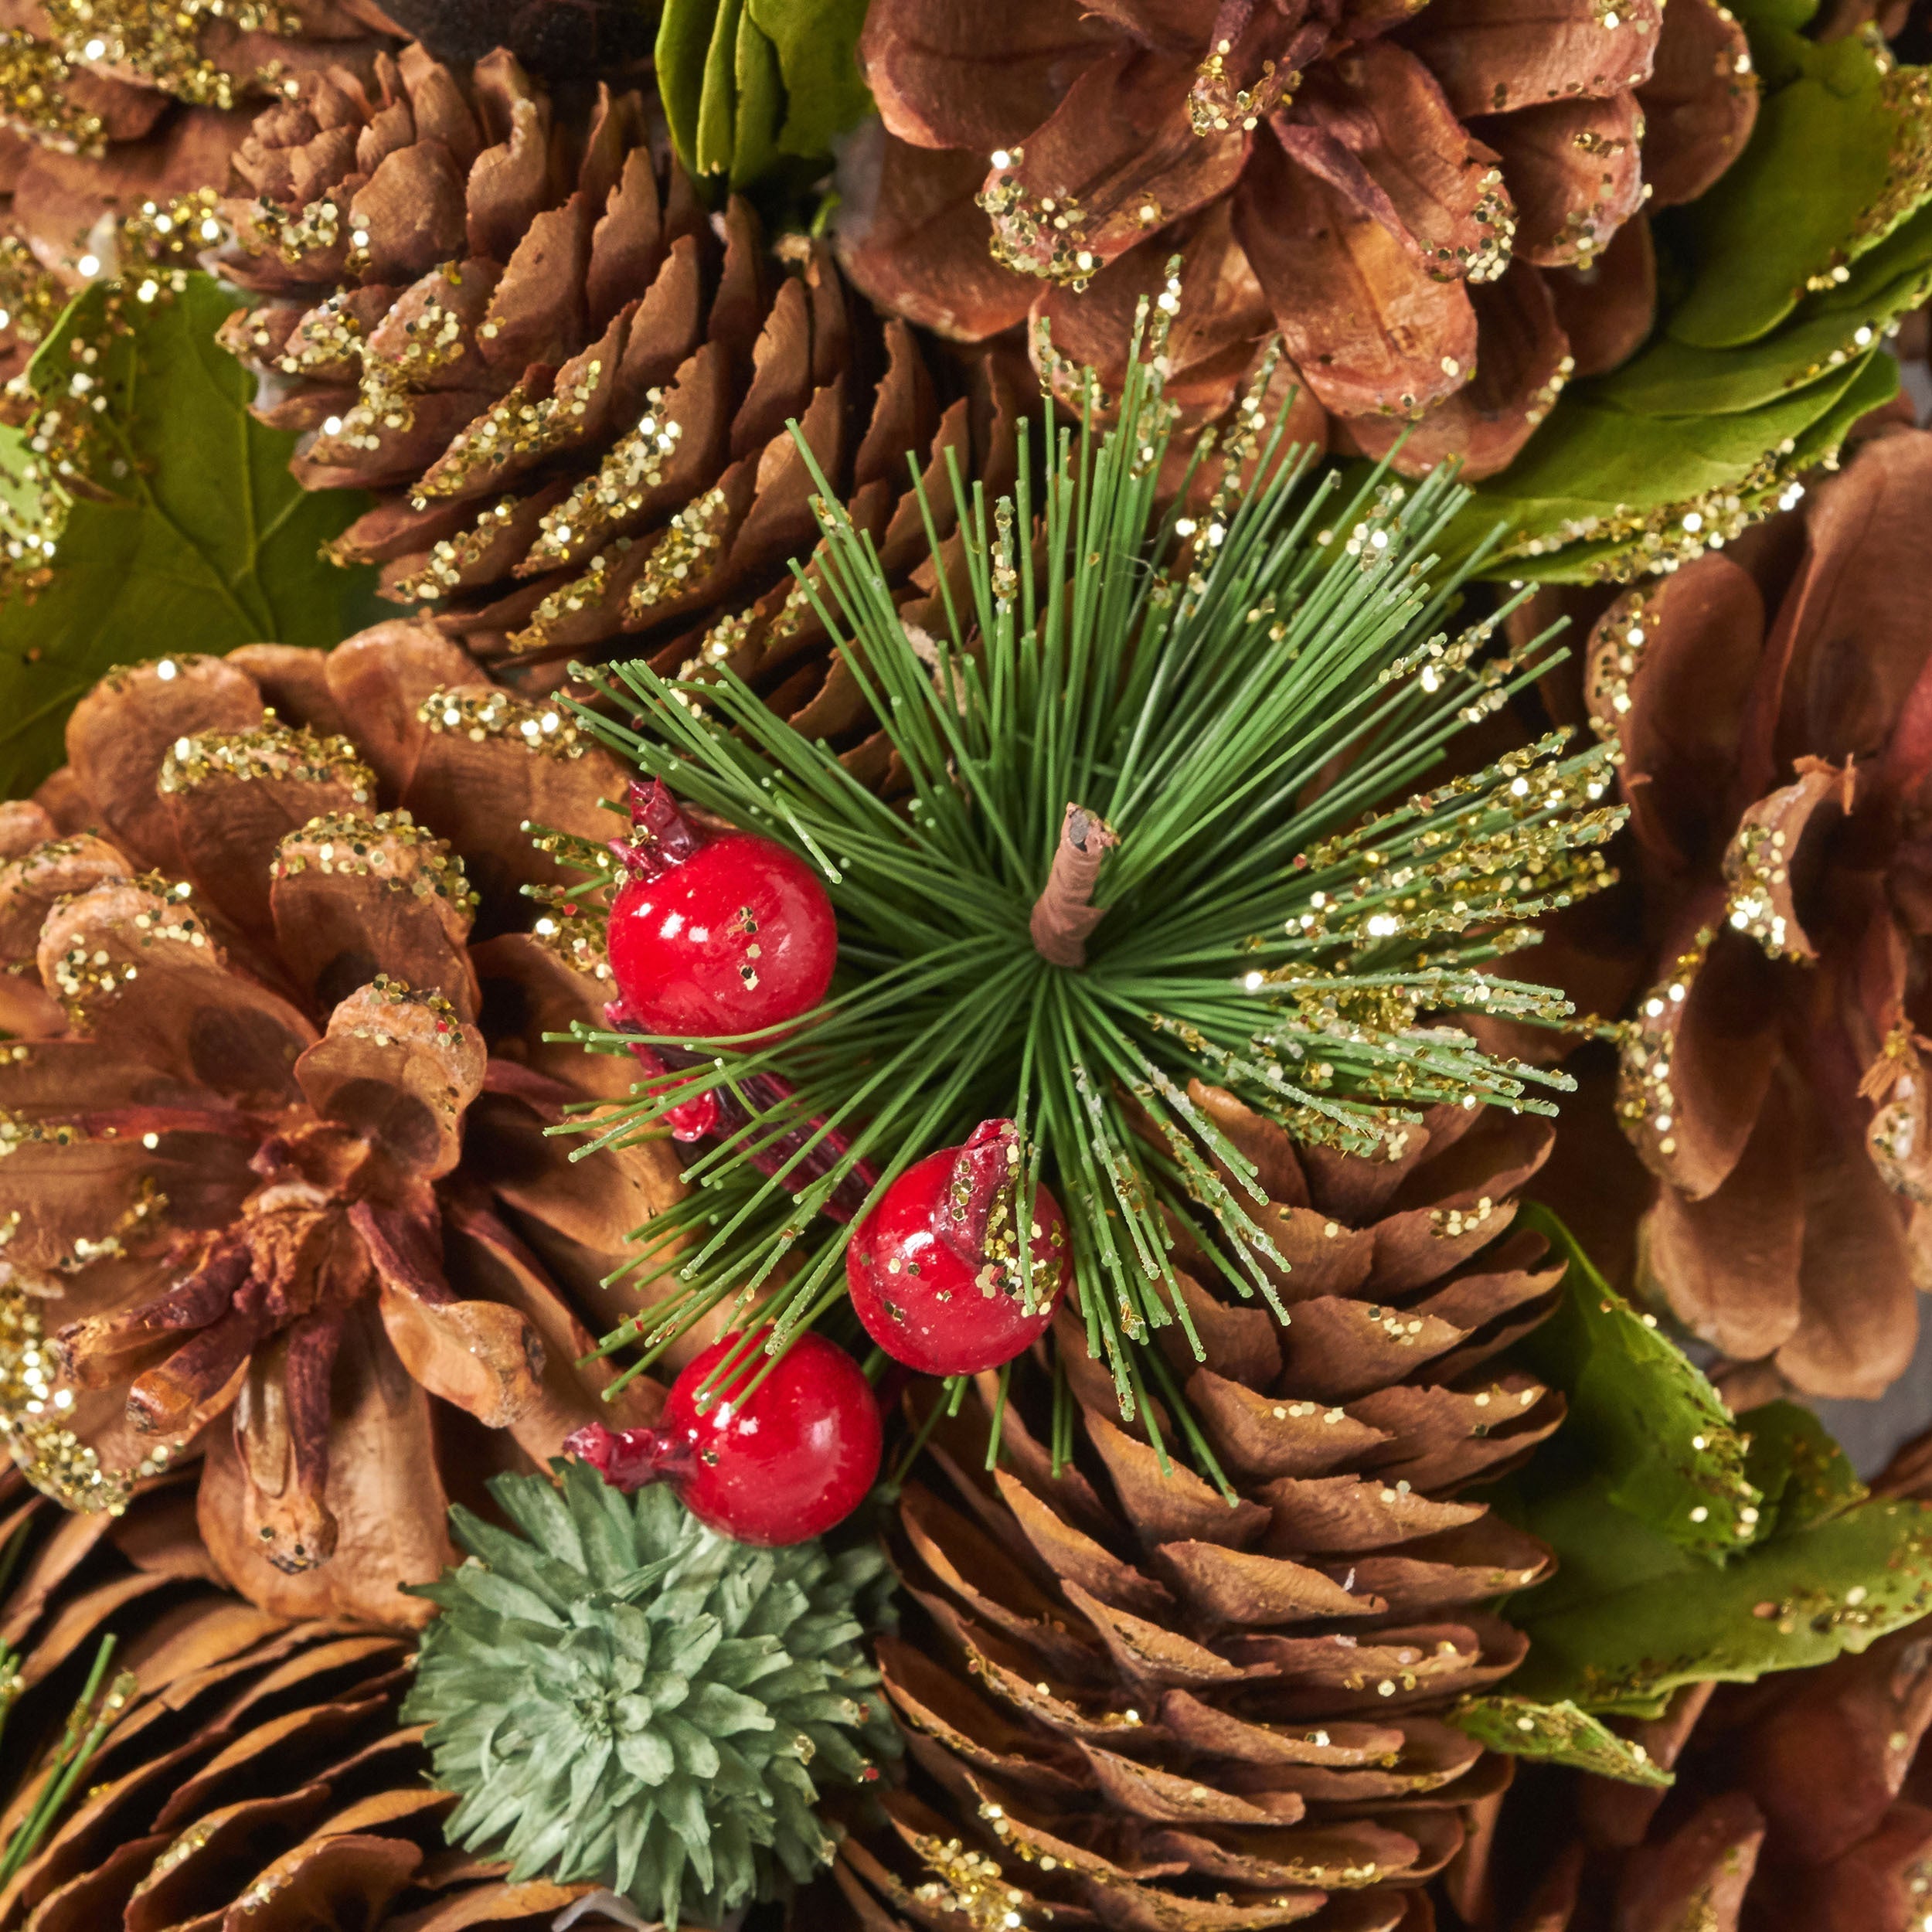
[
  {"x1": 565, "y1": 1328, "x2": 880, "y2": 1545},
  {"x1": 846, "y1": 1119, "x2": 1071, "y2": 1376},
  {"x1": 606, "y1": 780, "x2": 835, "y2": 1039}
]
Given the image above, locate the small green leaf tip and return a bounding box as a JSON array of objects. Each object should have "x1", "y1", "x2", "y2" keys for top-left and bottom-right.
[{"x1": 401, "y1": 1459, "x2": 899, "y2": 1928}]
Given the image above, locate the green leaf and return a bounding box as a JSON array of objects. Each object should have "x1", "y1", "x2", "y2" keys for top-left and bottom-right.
[
  {"x1": 1498, "y1": 1485, "x2": 1932, "y2": 1717},
  {"x1": 1666, "y1": 39, "x2": 1903, "y2": 349},
  {"x1": 1511, "y1": 1203, "x2": 1760, "y2": 1559},
  {"x1": 747, "y1": 0, "x2": 873, "y2": 160},
  {"x1": 655, "y1": 0, "x2": 717, "y2": 179},
  {"x1": 696, "y1": 0, "x2": 745, "y2": 179},
  {"x1": 731, "y1": 5, "x2": 784, "y2": 190},
  {"x1": 0, "y1": 274, "x2": 373, "y2": 796},
  {"x1": 1740, "y1": 1400, "x2": 1866, "y2": 1535},
  {"x1": 1447, "y1": 1695, "x2": 1673, "y2": 1787},
  {"x1": 1493, "y1": 1209, "x2": 1932, "y2": 1716},
  {"x1": 655, "y1": 0, "x2": 874, "y2": 191}
]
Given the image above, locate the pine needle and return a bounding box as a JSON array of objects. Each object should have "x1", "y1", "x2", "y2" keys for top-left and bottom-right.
[{"x1": 557, "y1": 264, "x2": 1626, "y2": 1451}]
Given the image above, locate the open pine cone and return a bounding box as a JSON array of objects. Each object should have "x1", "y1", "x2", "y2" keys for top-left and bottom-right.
[
  {"x1": 0, "y1": 0, "x2": 395, "y2": 379},
  {"x1": 213, "y1": 41, "x2": 1021, "y2": 750},
  {"x1": 841, "y1": 0, "x2": 1760, "y2": 475},
  {"x1": 0, "y1": 624, "x2": 685, "y2": 1628},
  {"x1": 0, "y1": 1464, "x2": 620, "y2": 1930},
  {"x1": 1556, "y1": 427, "x2": 1932, "y2": 1403},
  {"x1": 835, "y1": 1084, "x2": 1564, "y2": 1932}
]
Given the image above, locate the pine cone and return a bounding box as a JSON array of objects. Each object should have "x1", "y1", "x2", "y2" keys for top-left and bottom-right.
[
  {"x1": 1563, "y1": 426, "x2": 1932, "y2": 1402},
  {"x1": 835, "y1": 1083, "x2": 1565, "y2": 1932},
  {"x1": 0, "y1": 624, "x2": 687, "y2": 1628},
  {"x1": 840, "y1": 0, "x2": 1761, "y2": 478},
  {"x1": 0, "y1": 1464, "x2": 618, "y2": 1929},
  {"x1": 212, "y1": 43, "x2": 1022, "y2": 744},
  {"x1": 0, "y1": 0, "x2": 395, "y2": 379}
]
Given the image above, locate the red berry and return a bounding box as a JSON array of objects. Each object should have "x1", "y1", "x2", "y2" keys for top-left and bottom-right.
[
  {"x1": 566, "y1": 1328, "x2": 880, "y2": 1545},
  {"x1": 605, "y1": 782, "x2": 835, "y2": 1039},
  {"x1": 846, "y1": 1120, "x2": 1070, "y2": 1376}
]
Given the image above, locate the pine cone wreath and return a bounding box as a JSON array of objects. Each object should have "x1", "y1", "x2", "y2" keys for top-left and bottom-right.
[
  {"x1": 833, "y1": 1084, "x2": 1566, "y2": 1932},
  {"x1": 0, "y1": 0, "x2": 396, "y2": 379},
  {"x1": 212, "y1": 40, "x2": 1022, "y2": 757},
  {"x1": 840, "y1": 0, "x2": 1761, "y2": 477},
  {"x1": 1558, "y1": 425, "x2": 1932, "y2": 1403},
  {"x1": 0, "y1": 624, "x2": 689, "y2": 1628},
  {"x1": 0, "y1": 1464, "x2": 614, "y2": 1929}
]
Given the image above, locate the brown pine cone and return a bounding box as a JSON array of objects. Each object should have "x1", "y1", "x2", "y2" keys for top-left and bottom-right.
[
  {"x1": 213, "y1": 43, "x2": 1021, "y2": 743},
  {"x1": 1547, "y1": 427, "x2": 1932, "y2": 1402},
  {"x1": 0, "y1": 624, "x2": 686, "y2": 1628},
  {"x1": 0, "y1": 1464, "x2": 614, "y2": 1930},
  {"x1": 841, "y1": 0, "x2": 1762, "y2": 478},
  {"x1": 0, "y1": 0, "x2": 396, "y2": 380},
  {"x1": 835, "y1": 1083, "x2": 1564, "y2": 1932}
]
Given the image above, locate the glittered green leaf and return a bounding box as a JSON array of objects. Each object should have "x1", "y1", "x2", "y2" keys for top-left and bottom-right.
[
  {"x1": 1446, "y1": 349, "x2": 1880, "y2": 584},
  {"x1": 1447, "y1": 1695, "x2": 1673, "y2": 1787},
  {"x1": 1498, "y1": 1486, "x2": 1932, "y2": 1717},
  {"x1": 1740, "y1": 1400, "x2": 1866, "y2": 1536},
  {"x1": 1665, "y1": 34, "x2": 1914, "y2": 349},
  {"x1": 1604, "y1": 200, "x2": 1932, "y2": 417},
  {"x1": 1498, "y1": 347, "x2": 1898, "y2": 584},
  {"x1": 0, "y1": 274, "x2": 374, "y2": 798},
  {"x1": 1510, "y1": 1204, "x2": 1760, "y2": 1559}
]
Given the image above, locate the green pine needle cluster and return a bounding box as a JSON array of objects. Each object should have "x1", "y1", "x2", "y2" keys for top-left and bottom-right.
[
  {"x1": 402, "y1": 1461, "x2": 897, "y2": 1929},
  {"x1": 560, "y1": 284, "x2": 1626, "y2": 1463}
]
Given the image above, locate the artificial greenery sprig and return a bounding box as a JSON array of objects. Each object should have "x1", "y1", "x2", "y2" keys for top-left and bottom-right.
[{"x1": 560, "y1": 280, "x2": 1625, "y2": 1464}]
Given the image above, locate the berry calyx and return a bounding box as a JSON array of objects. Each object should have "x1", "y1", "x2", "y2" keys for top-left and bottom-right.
[
  {"x1": 605, "y1": 779, "x2": 836, "y2": 1039},
  {"x1": 845, "y1": 1119, "x2": 1071, "y2": 1376},
  {"x1": 565, "y1": 1327, "x2": 880, "y2": 1545}
]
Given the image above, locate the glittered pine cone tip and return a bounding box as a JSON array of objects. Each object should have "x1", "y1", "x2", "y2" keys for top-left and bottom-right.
[
  {"x1": 838, "y1": 0, "x2": 1762, "y2": 478},
  {"x1": 835, "y1": 1083, "x2": 1565, "y2": 1932},
  {"x1": 0, "y1": 625, "x2": 689, "y2": 1628},
  {"x1": 213, "y1": 40, "x2": 1022, "y2": 761},
  {"x1": 0, "y1": 0, "x2": 398, "y2": 381},
  {"x1": 0, "y1": 1463, "x2": 618, "y2": 1929}
]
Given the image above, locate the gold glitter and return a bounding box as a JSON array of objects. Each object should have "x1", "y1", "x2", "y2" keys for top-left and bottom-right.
[
  {"x1": 415, "y1": 685, "x2": 588, "y2": 758},
  {"x1": 271, "y1": 807, "x2": 478, "y2": 916},
  {"x1": 158, "y1": 721, "x2": 376, "y2": 801},
  {"x1": 0, "y1": 31, "x2": 102, "y2": 153},
  {"x1": 45, "y1": 0, "x2": 299, "y2": 111}
]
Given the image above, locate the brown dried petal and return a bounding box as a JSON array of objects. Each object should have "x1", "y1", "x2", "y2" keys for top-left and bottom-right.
[
  {"x1": 197, "y1": 1304, "x2": 452, "y2": 1627},
  {"x1": 1636, "y1": 0, "x2": 1760, "y2": 206},
  {"x1": 350, "y1": 139, "x2": 468, "y2": 283},
  {"x1": 1398, "y1": 0, "x2": 1663, "y2": 121},
  {"x1": 65, "y1": 656, "x2": 265, "y2": 876},
  {"x1": 1545, "y1": 210, "x2": 1656, "y2": 376},
  {"x1": 835, "y1": 124, "x2": 1041, "y2": 342},
  {"x1": 1235, "y1": 124, "x2": 1478, "y2": 423}
]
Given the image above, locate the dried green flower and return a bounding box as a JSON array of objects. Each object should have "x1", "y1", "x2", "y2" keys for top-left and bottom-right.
[{"x1": 403, "y1": 1460, "x2": 898, "y2": 1927}]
